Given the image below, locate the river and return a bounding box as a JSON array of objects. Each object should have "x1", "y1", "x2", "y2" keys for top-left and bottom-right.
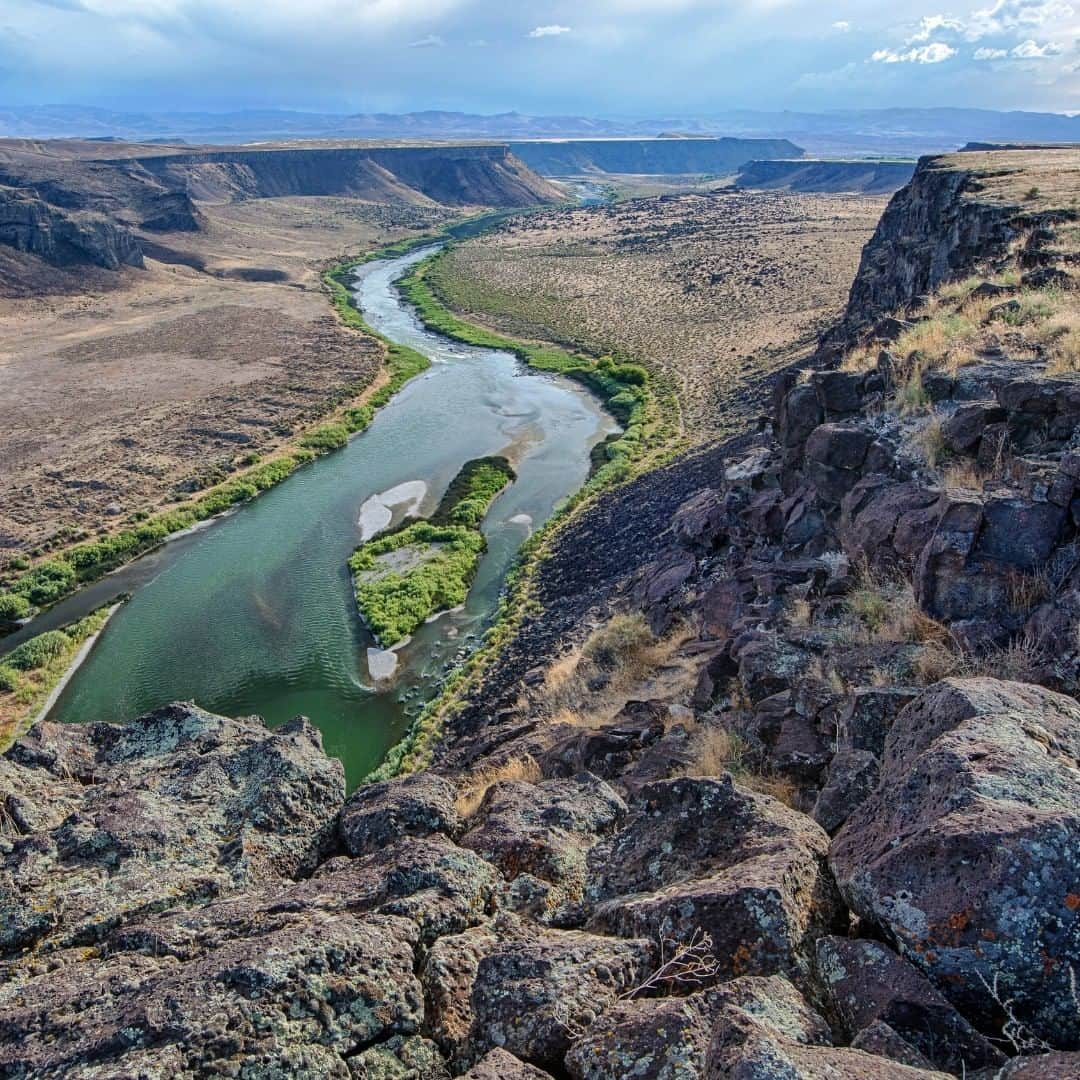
[{"x1": 9, "y1": 245, "x2": 617, "y2": 787}]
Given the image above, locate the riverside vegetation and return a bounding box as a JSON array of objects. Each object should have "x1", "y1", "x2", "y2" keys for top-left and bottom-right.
[
  {"x1": 366, "y1": 245, "x2": 683, "y2": 778},
  {"x1": 349, "y1": 457, "x2": 515, "y2": 646}
]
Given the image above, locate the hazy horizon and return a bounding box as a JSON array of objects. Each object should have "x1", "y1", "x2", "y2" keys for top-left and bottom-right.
[{"x1": 2, "y1": 2, "x2": 1078, "y2": 116}]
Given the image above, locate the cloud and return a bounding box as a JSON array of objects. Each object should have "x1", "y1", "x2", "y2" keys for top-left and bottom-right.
[
  {"x1": 1011, "y1": 36, "x2": 1065, "y2": 54},
  {"x1": 407, "y1": 33, "x2": 445, "y2": 48},
  {"x1": 908, "y1": 14, "x2": 965, "y2": 42},
  {"x1": 832, "y1": 21, "x2": 850, "y2": 32},
  {"x1": 872, "y1": 42, "x2": 958, "y2": 63},
  {"x1": 529, "y1": 24, "x2": 571, "y2": 38},
  {"x1": 974, "y1": 45, "x2": 1010, "y2": 57}
]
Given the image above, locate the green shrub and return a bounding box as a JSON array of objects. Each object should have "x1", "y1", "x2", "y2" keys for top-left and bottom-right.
[
  {"x1": 6, "y1": 629, "x2": 70, "y2": 671},
  {"x1": 433, "y1": 457, "x2": 515, "y2": 527},
  {"x1": 582, "y1": 613, "x2": 654, "y2": 670},
  {"x1": 0, "y1": 666, "x2": 18, "y2": 693},
  {"x1": 0, "y1": 593, "x2": 31, "y2": 622},
  {"x1": 300, "y1": 423, "x2": 351, "y2": 452},
  {"x1": 350, "y1": 522, "x2": 487, "y2": 646},
  {"x1": 13, "y1": 561, "x2": 77, "y2": 606}
]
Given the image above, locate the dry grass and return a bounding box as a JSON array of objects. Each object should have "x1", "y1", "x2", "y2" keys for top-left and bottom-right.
[
  {"x1": 676, "y1": 722, "x2": 799, "y2": 807},
  {"x1": 1005, "y1": 568, "x2": 1052, "y2": 613},
  {"x1": 844, "y1": 565, "x2": 949, "y2": 646},
  {"x1": 454, "y1": 754, "x2": 542, "y2": 819},
  {"x1": 941, "y1": 458, "x2": 985, "y2": 492},
  {"x1": 838, "y1": 346, "x2": 877, "y2": 374},
  {"x1": 582, "y1": 613, "x2": 655, "y2": 673},
  {"x1": 895, "y1": 314, "x2": 976, "y2": 365},
  {"x1": 914, "y1": 631, "x2": 1050, "y2": 687},
  {"x1": 915, "y1": 415, "x2": 946, "y2": 469},
  {"x1": 893, "y1": 365, "x2": 931, "y2": 414},
  {"x1": 430, "y1": 191, "x2": 886, "y2": 436},
  {"x1": 787, "y1": 598, "x2": 814, "y2": 628}
]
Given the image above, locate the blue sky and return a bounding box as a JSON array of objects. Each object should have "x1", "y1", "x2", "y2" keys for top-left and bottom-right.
[{"x1": 1, "y1": 1, "x2": 1077, "y2": 114}]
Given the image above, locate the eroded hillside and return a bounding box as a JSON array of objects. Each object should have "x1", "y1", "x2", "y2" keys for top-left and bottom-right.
[{"x1": 422, "y1": 190, "x2": 887, "y2": 435}]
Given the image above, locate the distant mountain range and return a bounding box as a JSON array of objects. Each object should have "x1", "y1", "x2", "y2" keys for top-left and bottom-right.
[{"x1": 2, "y1": 105, "x2": 1078, "y2": 157}]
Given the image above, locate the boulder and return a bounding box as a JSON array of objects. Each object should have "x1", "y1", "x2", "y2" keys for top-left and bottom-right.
[
  {"x1": 306, "y1": 836, "x2": 499, "y2": 946},
  {"x1": 0, "y1": 705, "x2": 344, "y2": 959},
  {"x1": 703, "y1": 974, "x2": 953, "y2": 1079},
  {"x1": 812, "y1": 749, "x2": 879, "y2": 834},
  {"x1": 941, "y1": 402, "x2": 1006, "y2": 454},
  {"x1": 565, "y1": 992, "x2": 723, "y2": 1080},
  {"x1": 585, "y1": 776, "x2": 841, "y2": 984},
  {"x1": 0, "y1": 893, "x2": 422, "y2": 1077},
  {"x1": 672, "y1": 488, "x2": 728, "y2": 550},
  {"x1": 830, "y1": 678, "x2": 1080, "y2": 1048},
  {"x1": 850, "y1": 1022, "x2": 936, "y2": 1070},
  {"x1": 973, "y1": 1053, "x2": 1080, "y2": 1079},
  {"x1": 460, "y1": 1049, "x2": 555, "y2": 1079},
  {"x1": 422, "y1": 915, "x2": 652, "y2": 1071},
  {"x1": 459, "y1": 772, "x2": 625, "y2": 923},
  {"x1": 816, "y1": 936, "x2": 1005, "y2": 1073},
  {"x1": 537, "y1": 706, "x2": 666, "y2": 783},
  {"x1": 338, "y1": 771, "x2": 460, "y2": 857},
  {"x1": 349, "y1": 1036, "x2": 450, "y2": 1079},
  {"x1": 1022, "y1": 267, "x2": 1071, "y2": 290},
  {"x1": 779, "y1": 384, "x2": 823, "y2": 449},
  {"x1": 839, "y1": 687, "x2": 920, "y2": 757},
  {"x1": 811, "y1": 371, "x2": 865, "y2": 417},
  {"x1": 841, "y1": 479, "x2": 940, "y2": 566},
  {"x1": 567, "y1": 977, "x2": 831, "y2": 1080},
  {"x1": 806, "y1": 424, "x2": 873, "y2": 471}
]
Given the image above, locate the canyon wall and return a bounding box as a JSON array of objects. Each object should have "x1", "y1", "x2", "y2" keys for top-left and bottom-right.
[{"x1": 509, "y1": 136, "x2": 802, "y2": 175}]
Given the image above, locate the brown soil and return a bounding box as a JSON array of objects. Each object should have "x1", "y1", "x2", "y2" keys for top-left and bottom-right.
[
  {"x1": 0, "y1": 197, "x2": 455, "y2": 553},
  {"x1": 429, "y1": 191, "x2": 887, "y2": 436}
]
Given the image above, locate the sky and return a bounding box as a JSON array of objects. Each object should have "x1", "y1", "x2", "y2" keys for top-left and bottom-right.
[{"x1": 1, "y1": 0, "x2": 1078, "y2": 115}]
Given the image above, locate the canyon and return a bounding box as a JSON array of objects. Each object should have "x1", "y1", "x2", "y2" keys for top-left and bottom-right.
[{"x1": 2, "y1": 146, "x2": 1080, "y2": 1079}]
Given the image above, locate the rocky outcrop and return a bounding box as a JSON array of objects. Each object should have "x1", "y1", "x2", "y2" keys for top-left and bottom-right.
[
  {"x1": 0, "y1": 187, "x2": 144, "y2": 269},
  {"x1": 831, "y1": 679, "x2": 1080, "y2": 1048},
  {"x1": 736, "y1": 158, "x2": 916, "y2": 196},
  {"x1": 839, "y1": 155, "x2": 1046, "y2": 334},
  {"x1": 509, "y1": 137, "x2": 802, "y2": 176},
  {"x1": 0, "y1": 140, "x2": 559, "y2": 280},
  {"x1": 127, "y1": 144, "x2": 563, "y2": 207}
]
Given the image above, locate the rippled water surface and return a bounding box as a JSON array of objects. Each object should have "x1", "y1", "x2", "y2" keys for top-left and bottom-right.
[{"x1": 29, "y1": 246, "x2": 616, "y2": 786}]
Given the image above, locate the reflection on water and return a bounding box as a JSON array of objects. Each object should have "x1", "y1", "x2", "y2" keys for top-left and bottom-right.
[{"x1": 39, "y1": 246, "x2": 617, "y2": 787}]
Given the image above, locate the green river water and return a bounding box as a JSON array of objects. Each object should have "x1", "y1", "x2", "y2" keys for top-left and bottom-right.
[{"x1": 7, "y1": 246, "x2": 617, "y2": 787}]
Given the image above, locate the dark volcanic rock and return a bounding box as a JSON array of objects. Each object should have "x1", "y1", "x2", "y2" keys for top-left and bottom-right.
[
  {"x1": 0, "y1": 899, "x2": 422, "y2": 1078},
  {"x1": 460, "y1": 772, "x2": 625, "y2": 923},
  {"x1": 0, "y1": 704, "x2": 344, "y2": 959},
  {"x1": 812, "y1": 748, "x2": 879, "y2": 834},
  {"x1": 703, "y1": 973, "x2": 952, "y2": 1079},
  {"x1": 338, "y1": 771, "x2": 461, "y2": 856},
  {"x1": 423, "y1": 914, "x2": 652, "y2": 1071},
  {"x1": 816, "y1": 936, "x2": 1005, "y2": 1073},
  {"x1": 830, "y1": 679, "x2": 1080, "y2": 1049},
  {"x1": 461, "y1": 1048, "x2": 555, "y2": 1079},
  {"x1": 585, "y1": 776, "x2": 841, "y2": 983}
]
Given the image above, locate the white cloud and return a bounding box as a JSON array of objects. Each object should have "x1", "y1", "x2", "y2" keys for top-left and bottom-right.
[
  {"x1": 529, "y1": 24, "x2": 571, "y2": 38},
  {"x1": 974, "y1": 45, "x2": 1010, "y2": 56},
  {"x1": 407, "y1": 33, "x2": 444, "y2": 48},
  {"x1": 832, "y1": 20, "x2": 850, "y2": 32},
  {"x1": 908, "y1": 14, "x2": 965, "y2": 42},
  {"x1": 872, "y1": 42, "x2": 958, "y2": 63},
  {"x1": 1011, "y1": 36, "x2": 1065, "y2": 54}
]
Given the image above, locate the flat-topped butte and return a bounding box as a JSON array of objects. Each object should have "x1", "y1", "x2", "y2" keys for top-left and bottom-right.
[{"x1": 349, "y1": 457, "x2": 515, "y2": 647}]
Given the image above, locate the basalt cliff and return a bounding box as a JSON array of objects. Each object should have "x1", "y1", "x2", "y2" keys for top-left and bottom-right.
[
  {"x1": 3, "y1": 150, "x2": 1080, "y2": 1079},
  {"x1": 0, "y1": 140, "x2": 560, "y2": 291}
]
